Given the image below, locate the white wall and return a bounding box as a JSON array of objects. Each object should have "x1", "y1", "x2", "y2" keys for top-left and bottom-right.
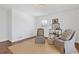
[
  {"x1": 7, "y1": 9, "x2": 12, "y2": 41},
  {"x1": 35, "y1": 9, "x2": 79, "y2": 39},
  {"x1": 0, "y1": 8, "x2": 36, "y2": 42},
  {"x1": 12, "y1": 9, "x2": 36, "y2": 42},
  {"x1": 0, "y1": 8, "x2": 11, "y2": 42}
]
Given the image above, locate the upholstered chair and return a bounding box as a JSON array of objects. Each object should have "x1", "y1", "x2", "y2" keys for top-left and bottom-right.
[
  {"x1": 53, "y1": 29, "x2": 78, "y2": 54},
  {"x1": 35, "y1": 28, "x2": 45, "y2": 43}
]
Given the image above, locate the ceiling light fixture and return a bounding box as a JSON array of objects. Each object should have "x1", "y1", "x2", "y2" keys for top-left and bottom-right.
[{"x1": 35, "y1": 4, "x2": 46, "y2": 9}]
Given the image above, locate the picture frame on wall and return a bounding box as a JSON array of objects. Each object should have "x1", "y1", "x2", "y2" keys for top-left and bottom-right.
[{"x1": 52, "y1": 18, "x2": 58, "y2": 24}]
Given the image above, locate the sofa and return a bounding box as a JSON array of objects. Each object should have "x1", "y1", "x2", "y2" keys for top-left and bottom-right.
[{"x1": 53, "y1": 29, "x2": 78, "y2": 54}]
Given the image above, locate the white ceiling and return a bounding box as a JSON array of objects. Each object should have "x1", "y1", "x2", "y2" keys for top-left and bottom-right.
[{"x1": 0, "y1": 4, "x2": 79, "y2": 16}]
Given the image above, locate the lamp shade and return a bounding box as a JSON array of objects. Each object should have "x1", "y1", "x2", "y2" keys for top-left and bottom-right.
[{"x1": 41, "y1": 20, "x2": 48, "y2": 27}]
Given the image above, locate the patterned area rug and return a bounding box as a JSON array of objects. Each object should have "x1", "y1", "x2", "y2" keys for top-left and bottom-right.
[{"x1": 9, "y1": 38, "x2": 61, "y2": 54}]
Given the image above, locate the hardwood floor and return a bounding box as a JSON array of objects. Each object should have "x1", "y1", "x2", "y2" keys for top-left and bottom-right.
[
  {"x1": 75, "y1": 43, "x2": 79, "y2": 52},
  {"x1": 0, "y1": 38, "x2": 79, "y2": 54},
  {"x1": 9, "y1": 38, "x2": 61, "y2": 54},
  {"x1": 0, "y1": 40, "x2": 12, "y2": 54}
]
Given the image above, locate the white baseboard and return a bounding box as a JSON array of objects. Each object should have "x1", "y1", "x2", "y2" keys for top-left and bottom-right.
[
  {"x1": 0, "y1": 39, "x2": 9, "y2": 42},
  {"x1": 11, "y1": 36, "x2": 35, "y2": 42}
]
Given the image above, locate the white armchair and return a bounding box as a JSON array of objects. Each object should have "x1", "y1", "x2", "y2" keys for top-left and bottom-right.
[{"x1": 53, "y1": 29, "x2": 78, "y2": 54}]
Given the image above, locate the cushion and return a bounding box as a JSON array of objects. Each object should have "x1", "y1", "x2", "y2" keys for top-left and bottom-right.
[
  {"x1": 37, "y1": 28, "x2": 44, "y2": 36},
  {"x1": 61, "y1": 29, "x2": 74, "y2": 41}
]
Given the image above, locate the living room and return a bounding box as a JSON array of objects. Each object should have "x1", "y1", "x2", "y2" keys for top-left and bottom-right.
[{"x1": 0, "y1": 4, "x2": 79, "y2": 54}]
